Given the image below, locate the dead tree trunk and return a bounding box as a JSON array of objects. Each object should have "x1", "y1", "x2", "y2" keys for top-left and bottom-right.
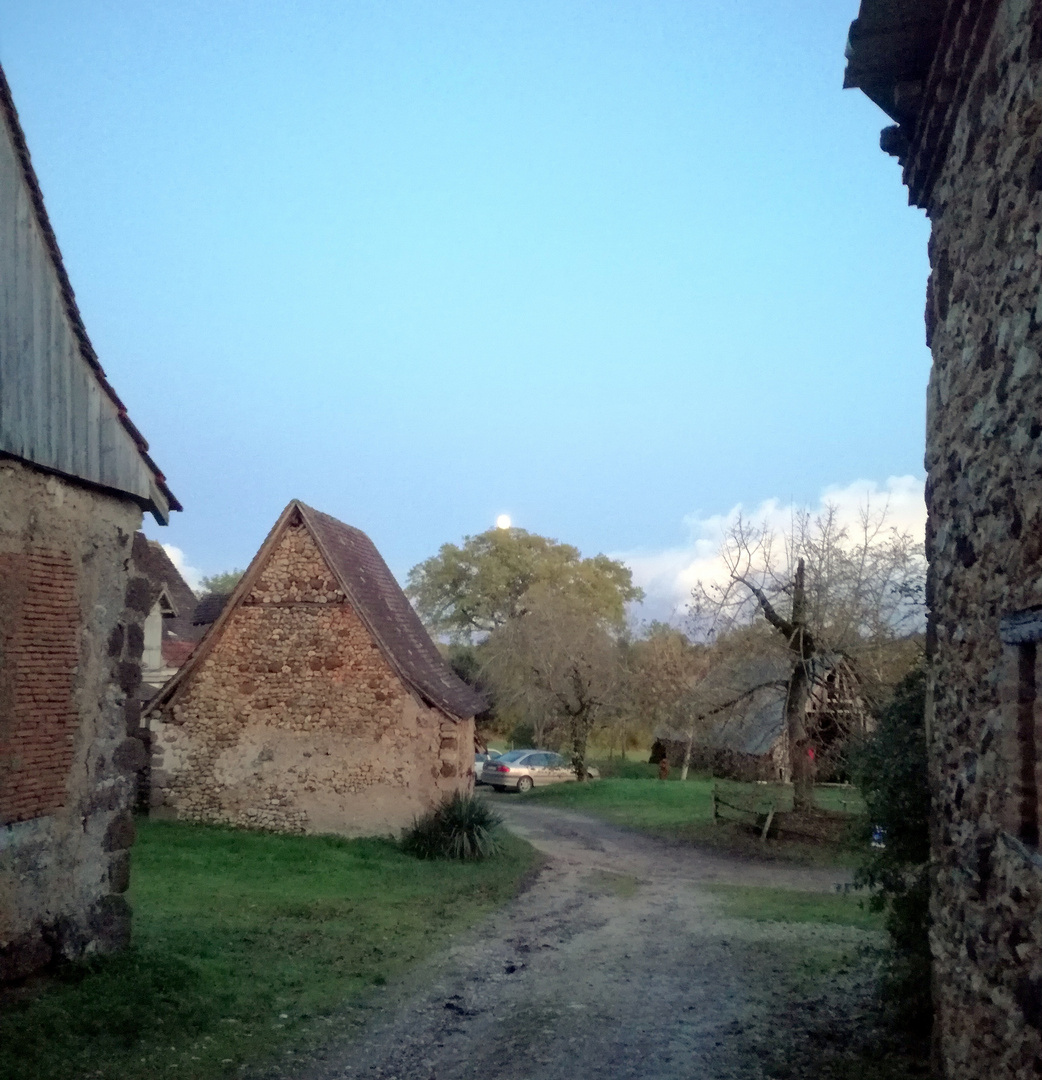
[
  {"x1": 680, "y1": 725, "x2": 696, "y2": 781},
  {"x1": 785, "y1": 560, "x2": 815, "y2": 811}
]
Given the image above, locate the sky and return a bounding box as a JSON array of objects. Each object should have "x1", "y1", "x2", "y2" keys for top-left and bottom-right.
[{"x1": 1, "y1": 2, "x2": 932, "y2": 620}]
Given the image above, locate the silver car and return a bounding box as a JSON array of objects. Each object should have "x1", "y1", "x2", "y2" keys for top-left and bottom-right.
[
  {"x1": 473, "y1": 750, "x2": 501, "y2": 785},
  {"x1": 480, "y1": 749, "x2": 599, "y2": 793}
]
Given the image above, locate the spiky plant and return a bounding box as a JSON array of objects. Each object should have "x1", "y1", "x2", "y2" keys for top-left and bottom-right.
[{"x1": 400, "y1": 792, "x2": 503, "y2": 860}]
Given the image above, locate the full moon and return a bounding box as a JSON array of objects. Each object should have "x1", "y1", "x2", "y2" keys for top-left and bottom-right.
[{"x1": 495, "y1": 514, "x2": 512, "y2": 530}]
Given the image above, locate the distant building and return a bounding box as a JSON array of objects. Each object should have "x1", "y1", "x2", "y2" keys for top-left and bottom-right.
[
  {"x1": 133, "y1": 534, "x2": 204, "y2": 696},
  {"x1": 846, "y1": 4, "x2": 1042, "y2": 1076},
  {"x1": 655, "y1": 654, "x2": 868, "y2": 783},
  {"x1": 0, "y1": 65, "x2": 179, "y2": 981},
  {"x1": 147, "y1": 501, "x2": 483, "y2": 835}
]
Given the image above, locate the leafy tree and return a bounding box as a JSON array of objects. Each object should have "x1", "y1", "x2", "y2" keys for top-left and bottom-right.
[
  {"x1": 628, "y1": 624, "x2": 711, "y2": 777},
  {"x1": 850, "y1": 669, "x2": 931, "y2": 1030},
  {"x1": 406, "y1": 527, "x2": 643, "y2": 642},
  {"x1": 197, "y1": 569, "x2": 244, "y2": 597},
  {"x1": 692, "y1": 502, "x2": 925, "y2": 810},
  {"x1": 481, "y1": 588, "x2": 625, "y2": 780}
]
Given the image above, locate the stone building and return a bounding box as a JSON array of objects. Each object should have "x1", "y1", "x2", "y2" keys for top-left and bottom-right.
[
  {"x1": 133, "y1": 534, "x2": 204, "y2": 696},
  {"x1": 147, "y1": 501, "x2": 484, "y2": 836},
  {"x1": 845, "y1": 3, "x2": 1042, "y2": 1076},
  {"x1": 0, "y1": 64, "x2": 179, "y2": 981}
]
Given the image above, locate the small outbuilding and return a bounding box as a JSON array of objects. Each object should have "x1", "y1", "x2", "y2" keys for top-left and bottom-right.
[
  {"x1": 147, "y1": 501, "x2": 484, "y2": 835},
  {"x1": 656, "y1": 654, "x2": 869, "y2": 783}
]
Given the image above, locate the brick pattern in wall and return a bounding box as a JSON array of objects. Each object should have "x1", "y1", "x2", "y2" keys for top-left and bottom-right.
[{"x1": 0, "y1": 549, "x2": 80, "y2": 825}]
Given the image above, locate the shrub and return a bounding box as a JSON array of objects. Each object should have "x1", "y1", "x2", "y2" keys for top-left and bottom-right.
[
  {"x1": 849, "y1": 667, "x2": 931, "y2": 1031},
  {"x1": 401, "y1": 792, "x2": 504, "y2": 860}
]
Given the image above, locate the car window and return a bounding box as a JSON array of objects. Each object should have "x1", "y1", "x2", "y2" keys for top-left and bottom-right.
[
  {"x1": 548, "y1": 753, "x2": 567, "y2": 768},
  {"x1": 497, "y1": 750, "x2": 530, "y2": 763},
  {"x1": 528, "y1": 753, "x2": 551, "y2": 768}
]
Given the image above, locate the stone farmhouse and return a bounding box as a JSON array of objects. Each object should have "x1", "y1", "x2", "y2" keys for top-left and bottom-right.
[
  {"x1": 147, "y1": 501, "x2": 484, "y2": 836},
  {"x1": 0, "y1": 65, "x2": 179, "y2": 981},
  {"x1": 846, "y1": 3, "x2": 1042, "y2": 1076}
]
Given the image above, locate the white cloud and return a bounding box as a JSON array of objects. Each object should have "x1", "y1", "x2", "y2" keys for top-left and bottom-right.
[
  {"x1": 619, "y1": 476, "x2": 927, "y2": 626},
  {"x1": 162, "y1": 544, "x2": 204, "y2": 592}
]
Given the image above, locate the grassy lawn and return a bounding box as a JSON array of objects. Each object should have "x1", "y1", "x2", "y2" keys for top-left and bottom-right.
[
  {"x1": 0, "y1": 820, "x2": 539, "y2": 1080},
  {"x1": 524, "y1": 774, "x2": 867, "y2": 865},
  {"x1": 704, "y1": 883, "x2": 882, "y2": 932}
]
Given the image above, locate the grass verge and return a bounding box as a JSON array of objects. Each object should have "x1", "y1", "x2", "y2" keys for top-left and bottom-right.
[
  {"x1": 703, "y1": 883, "x2": 883, "y2": 932},
  {"x1": 523, "y1": 775, "x2": 866, "y2": 866},
  {"x1": 0, "y1": 819, "x2": 539, "y2": 1080}
]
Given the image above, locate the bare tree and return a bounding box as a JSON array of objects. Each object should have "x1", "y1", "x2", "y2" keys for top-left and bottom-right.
[
  {"x1": 628, "y1": 624, "x2": 713, "y2": 778},
  {"x1": 691, "y1": 501, "x2": 925, "y2": 810},
  {"x1": 482, "y1": 588, "x2": 625, "y2": 780}
]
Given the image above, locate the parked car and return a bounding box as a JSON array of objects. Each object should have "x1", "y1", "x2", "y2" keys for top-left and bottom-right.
[
  {"x1": 480, "y1": 749, "x2": 600, "y2": 793},
  {"x1": 473, "y1": 750, "x2": 502, "y2": 785}
]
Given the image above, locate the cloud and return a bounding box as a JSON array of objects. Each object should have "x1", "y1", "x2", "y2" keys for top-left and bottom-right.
[
  {"x1": 619, "y1": 476, "x2": 927, "y2": 626},
  {"x1": 162, "y1": 544, "x2": 204, "y2": 592}
]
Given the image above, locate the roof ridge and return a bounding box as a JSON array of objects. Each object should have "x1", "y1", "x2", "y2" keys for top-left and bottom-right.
[{"x1": 151, "y1": 501, "x2": 484, "y2": 721}]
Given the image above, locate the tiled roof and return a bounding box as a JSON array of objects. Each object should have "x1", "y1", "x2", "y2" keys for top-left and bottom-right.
[
  {"x1": 298, "y1": 503, "x2": 486, "y2": 720},
  {"x1": 132, "y1": 533, "x2": 203, "y2": 642},
  {"x1": 152, "y1": 501, "x2": 485, "y2": 722},
  {"x1": 161, "y1": 639, "x2": 196, "y2": 668},
  {"x1": 0, "y1": 63, "x2": 179, "y2": 517},
  {"x1": 192, "y1": 593, "x2": 231, "y2": 626}
]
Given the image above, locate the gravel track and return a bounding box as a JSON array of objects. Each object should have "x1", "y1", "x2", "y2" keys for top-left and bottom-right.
[{"x1": 272, "y1": 797, "x2": 892, "y2": 1080}]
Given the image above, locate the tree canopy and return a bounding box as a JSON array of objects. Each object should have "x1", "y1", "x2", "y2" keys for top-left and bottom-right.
[
  {"x1": 197, "y1": 569, "x2": 244, "y2": 597},
  {"x1": 406, "y1": 527, "x2": 643, "y2": 642},
  {"x1": 481, "y1": 587, "x2": 625, "y2": 779}
]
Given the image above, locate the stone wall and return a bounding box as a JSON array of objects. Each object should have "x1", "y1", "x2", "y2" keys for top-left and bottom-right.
[
  {"x1": 149, "y1": 521, "x2": 473, "y2": 836},
  {"x1": 0, "y1": 458, "x2": 147, "y2": 981},
  {"x1": 923, "y1": 2, "x2": 1042, "y2": 1074}
]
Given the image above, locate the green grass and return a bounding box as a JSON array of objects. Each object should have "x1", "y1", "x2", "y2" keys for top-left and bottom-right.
[
  {"x1": 525, "y1": 776, "x2": 866, "y2": 866},
  {"x1": 526, "y1": 775, "x2": 716, "y2": 826},
  {"x1": 703, "y1": 883, "x2": 883, "y2": 932},
  {"x1": 0, "y1": 819, "x2": 539, "y2": 1080}
]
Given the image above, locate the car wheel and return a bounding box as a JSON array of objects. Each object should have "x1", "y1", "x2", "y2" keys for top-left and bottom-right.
[{"x1": 517, "y1": 776, "x2": 534, "y2": 794}]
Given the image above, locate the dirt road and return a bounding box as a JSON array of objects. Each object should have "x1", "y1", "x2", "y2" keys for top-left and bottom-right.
[{"x1": 279, "y1": 797, "x2": 890, "y2": 1080}]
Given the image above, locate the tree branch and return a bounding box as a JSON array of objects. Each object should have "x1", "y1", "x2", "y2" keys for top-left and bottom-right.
[{"x1": 735, "y1": 575, "x2": 794, "y2": 637}]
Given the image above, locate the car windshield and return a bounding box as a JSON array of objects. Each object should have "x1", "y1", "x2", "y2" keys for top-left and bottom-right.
[{"x1": 496, "y1": 750, "x2": 533, "y2": 764}]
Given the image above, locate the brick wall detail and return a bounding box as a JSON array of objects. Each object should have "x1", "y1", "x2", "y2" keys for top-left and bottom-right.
[
  {"x1": 0, "y1": 550, "x2": 80, "y2": 824},
  {"x1": 0, "y1": 460, "x2": 147, "y2": 983},
  {"x1": 150, "y1": 521, "x2": 472, "y2": 835}
]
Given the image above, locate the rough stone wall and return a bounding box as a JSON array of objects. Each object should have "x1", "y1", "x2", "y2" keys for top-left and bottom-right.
[
  {"x1": 923, "y1": 2, "x2": 1042, "y2": 1075},
  {"x1": 0, "y1": 458, "x2": 147, "y2": 982},
  {"x1": 149, "y1": 521, "x2": 472, "y2": 836}
]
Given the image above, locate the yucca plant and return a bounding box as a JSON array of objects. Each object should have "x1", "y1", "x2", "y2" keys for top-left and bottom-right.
[{"x1": 400, "y1": 792, "x2": 503, "y2": 860}]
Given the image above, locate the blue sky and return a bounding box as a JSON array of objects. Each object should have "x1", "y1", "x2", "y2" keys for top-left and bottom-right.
[{"x1": 1, "y1": 2, "x2": 931, "y2": 611}]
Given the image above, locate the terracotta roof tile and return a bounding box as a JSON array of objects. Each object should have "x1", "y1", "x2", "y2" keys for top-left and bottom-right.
[{"x1": 298, "y1": 503, "x2": 486, "y2": 720}]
